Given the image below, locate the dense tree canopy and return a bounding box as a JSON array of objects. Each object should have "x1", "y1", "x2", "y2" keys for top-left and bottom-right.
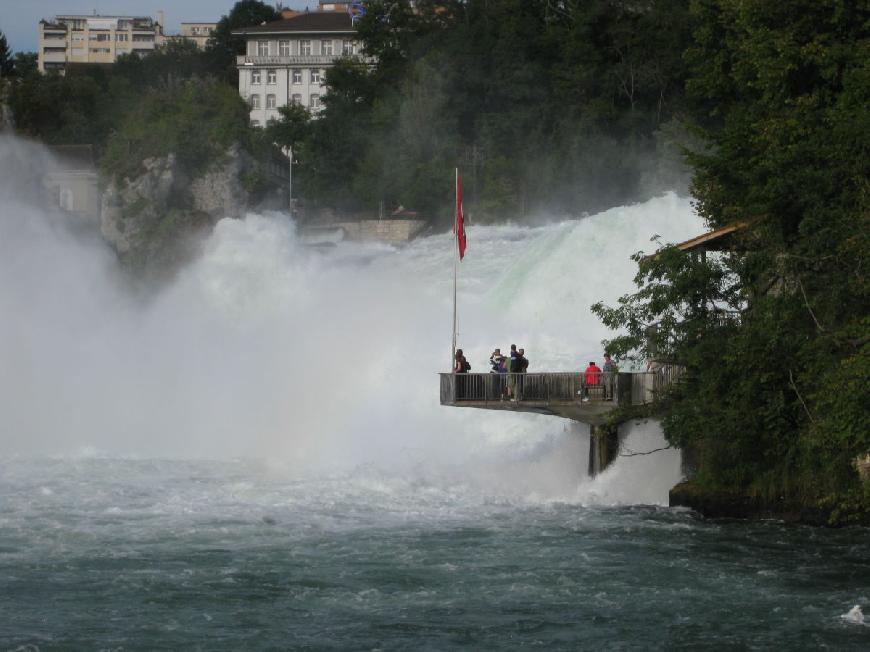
[
  {"x1": 594, "y1": 0, "x2": 870, "y2": 518},
  {"x1": 0, "y1": 31, "x2": 13, "y2": 78},
  {"x1": 271, "y1": 0, "x2": 697, "y2": 223}
]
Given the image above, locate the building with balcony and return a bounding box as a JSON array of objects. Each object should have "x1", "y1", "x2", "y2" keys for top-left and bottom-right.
[
  {"x1": 232, "y1": 12, "x2": 367, "y2": 126},
  {"x1": 38, "y1": 13, "x2": 165, "y2": 73},
  {"x1": 179, "y1": 22, "x2": 217, "y2": 49}
]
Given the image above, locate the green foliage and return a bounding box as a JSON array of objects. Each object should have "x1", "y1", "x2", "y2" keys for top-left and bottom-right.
[
  {"x1": 101, "y1": 79, "x2": 251, "y2": 180},
  {"x1": 280, "y1": 0, "x2": 695, "y2": 223},
  {"x1": 8, "y1": 37, "x2": 256, "y2": 180},
  {"x1": 12, "y1": 52, "x2": 38, "y2": 78},
  {"x1": 595, "y1": 0, "x2": 870, "y2": 509},
  {"x1": 0, "y1": 31, "x2": 12, "y2": 77},
  {"x1": 10, "y1": 70, "x2": 113, "y2": 145},
  {"x1": 8, "y1": 40, "x2": 219, "y2": 149}
]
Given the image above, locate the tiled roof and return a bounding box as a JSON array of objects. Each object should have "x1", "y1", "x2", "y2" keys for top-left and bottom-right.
[{"x1": 232, "y1": 12, "x2": 354, "y2": 35}]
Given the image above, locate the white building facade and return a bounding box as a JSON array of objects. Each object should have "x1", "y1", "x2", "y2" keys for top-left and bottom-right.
[{"x1": 233, "y1": 12, "x2": 365, "y2": 126}]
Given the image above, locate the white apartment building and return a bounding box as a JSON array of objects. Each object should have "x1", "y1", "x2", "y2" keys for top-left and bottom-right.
[
  {"x1": 38, "y1": 14, "x2": 165, "y2": 73},
  {"x1": 233, "y1": 12, "x2": 366, "y2": 126},
  {"x1": 179, "y1": 22, "x2": 217, "y2": 49}
]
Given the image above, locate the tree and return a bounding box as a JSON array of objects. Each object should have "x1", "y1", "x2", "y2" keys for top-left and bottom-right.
[
  {"x1": 205, "y1": 0, "x2": 279, "y2": 83},
  {"x1": 594, "y1": 0, "x2": 870, "y2": 515},
  {"x1": 0, "y1": 31, "x2": 13, "y2": 78},
  {"x1": 12, "y1": 52, "x2": 38, "y2": 78},
  {"x1": 101, "y1": 79, "x2": 251, "y2": 180}
]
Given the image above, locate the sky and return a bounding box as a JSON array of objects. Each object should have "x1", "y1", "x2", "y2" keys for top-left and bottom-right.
[{"x1": 0, "y1": 0, "x2": 311, "y2": 53}]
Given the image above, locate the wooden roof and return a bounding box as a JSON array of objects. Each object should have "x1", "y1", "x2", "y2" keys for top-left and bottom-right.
[{"x1": 675, "y1": 222, "x2": 749, "y2": 253}]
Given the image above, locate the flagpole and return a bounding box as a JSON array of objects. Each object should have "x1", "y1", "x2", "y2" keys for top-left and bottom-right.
[{"x1": 451, "y1": 167, "x2": 458, "y2": 371}]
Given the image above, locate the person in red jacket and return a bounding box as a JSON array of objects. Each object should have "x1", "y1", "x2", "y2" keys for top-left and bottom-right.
[{"x1": 583, "y1": 361, "x2": 602, "y2": 401}]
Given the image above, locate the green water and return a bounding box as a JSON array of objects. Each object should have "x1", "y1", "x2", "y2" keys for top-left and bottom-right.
[{"x1": 1, "y1": 459, "x2": 868, "y2": 650}]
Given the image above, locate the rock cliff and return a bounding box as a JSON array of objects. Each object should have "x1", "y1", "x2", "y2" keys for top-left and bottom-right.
[{"x1": 100, "y1": 144, "x2": 279, "y2": 274}]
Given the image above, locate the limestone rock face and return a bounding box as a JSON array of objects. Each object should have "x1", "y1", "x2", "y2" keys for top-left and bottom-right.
[
  {"x1": 189, "y1": 143, "x2": 254, "y2": 220},
  {"x1": 99, "y1": 145, "x2": 269, "y2": 272},
  {"x1": 100, "y1": 154, "x2": 177, "y2": 254}
]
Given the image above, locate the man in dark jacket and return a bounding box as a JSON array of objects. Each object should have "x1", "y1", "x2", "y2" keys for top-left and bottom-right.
[{"x1": 602, "y1": 353, "x2": 616, "y2": 400}]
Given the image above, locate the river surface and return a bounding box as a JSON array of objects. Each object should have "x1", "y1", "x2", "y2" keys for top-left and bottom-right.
[
  {"x1": 2, "y1": 457, "x2": 869, "y2": 650},
  {"x1": 1, "y1": 136, "x2": 868, "y2": 649}
]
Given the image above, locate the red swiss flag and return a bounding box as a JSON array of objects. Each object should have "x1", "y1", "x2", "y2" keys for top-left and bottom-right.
[{"x1": 455, "y1": 173, "x2": 467, "y2": 260}]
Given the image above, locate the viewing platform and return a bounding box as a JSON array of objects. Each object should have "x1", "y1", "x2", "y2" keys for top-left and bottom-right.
[
  {"x1": 440, "y1": 369, "x2": 683, "y2": 475},
  {"x1": 439, "y1": 370, "x2": 680, "y2": 426}
]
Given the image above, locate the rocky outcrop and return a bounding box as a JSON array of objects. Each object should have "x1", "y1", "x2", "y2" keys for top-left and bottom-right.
[
  {"x1": 189, "y1": 143, "x2": 254, "y2": 220},
  {"x1": 101, "y1": 154, "x2": 178, "y2": 255},
  {"x1": 669, "y1": 481, "x2": 870, "y2": 526},
  {"x1": 100, "y1": 144, "x2": 277, "y2": 273}
]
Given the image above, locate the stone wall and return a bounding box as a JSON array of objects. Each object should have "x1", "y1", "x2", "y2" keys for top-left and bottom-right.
[{"x1": 331, "y1": 219, "x2": 427, "y2": 245}]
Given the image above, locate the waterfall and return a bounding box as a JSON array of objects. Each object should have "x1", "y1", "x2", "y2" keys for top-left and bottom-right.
[{"x1": 0, "y1": 134, "x2": 702, "y2": 504}]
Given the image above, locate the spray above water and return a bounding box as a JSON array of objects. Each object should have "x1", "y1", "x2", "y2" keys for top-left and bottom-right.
[{"x1": 0, "y1": 135, "x2": 703, "y2": 504}]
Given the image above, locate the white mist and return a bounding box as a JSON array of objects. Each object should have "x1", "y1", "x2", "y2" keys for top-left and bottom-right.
[{"x1": 0, "y1": 135, "x2": 702, "y2": 504}]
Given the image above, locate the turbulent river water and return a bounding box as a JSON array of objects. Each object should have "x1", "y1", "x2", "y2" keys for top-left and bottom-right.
[{"x1": 1, "y1": 137, "x2": 868, "y2": 649}]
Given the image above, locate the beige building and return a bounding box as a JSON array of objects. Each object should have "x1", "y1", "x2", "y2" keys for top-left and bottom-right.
[
  {"x1": 38, "y1": 14, "x2": 165, "y2": 73},
  {"x1": 179, "y1": 22, "x2": 217, "y2": 49},
  {"x1": 233, "y1": 12, "x2": 368, "y2": 125}
]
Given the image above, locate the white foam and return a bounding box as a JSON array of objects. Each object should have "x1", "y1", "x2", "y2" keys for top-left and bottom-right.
[{"x1": 841, "y1": 605, "x2": 866, "y2": 625}]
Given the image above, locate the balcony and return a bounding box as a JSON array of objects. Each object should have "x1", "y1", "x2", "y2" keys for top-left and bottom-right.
[
  {"x1": 42, "y1": 50, "x2": 67, "y2": 63},
  {"x1": 237, "y1": 54, "x2": 374, "y2": 67}
]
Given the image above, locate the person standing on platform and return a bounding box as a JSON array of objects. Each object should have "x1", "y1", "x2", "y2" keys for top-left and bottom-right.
[
  {"x1": 602, "y1": 353, "x2": 617, "y2": 401},
  {"x1": 453, "y1": 349, "x2": 469, "y2": 398},
  {"x1": 515, "y1": 348, "x2": 529, "y2": 399},
  {"x1": 507, "y1": 344, "x2": 519, "y2": 399},
  {"x1": 583, "y1": 361, "x2": 601, "y2": 401}
]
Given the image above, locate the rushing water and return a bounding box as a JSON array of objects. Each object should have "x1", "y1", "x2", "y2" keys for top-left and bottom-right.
[{"x1": 1, "y1": 137, "x2": 868, "y2": 649}]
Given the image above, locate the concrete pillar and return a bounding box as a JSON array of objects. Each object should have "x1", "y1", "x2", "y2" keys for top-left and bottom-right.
[{"x1": 587, "y1": 423, "x2": 619, "y2": 477}]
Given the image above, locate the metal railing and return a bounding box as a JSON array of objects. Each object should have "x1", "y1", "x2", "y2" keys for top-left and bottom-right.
[{"x1": 440, "y1": 368, "x2": 684, "y2": 407}]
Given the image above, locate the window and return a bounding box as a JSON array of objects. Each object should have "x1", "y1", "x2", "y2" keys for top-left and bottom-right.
[
  {"x1": 311, "y1": 69, "x2": 321, "y2": 84},
  {"x1": 251, "y1": 120, "x2": 260, "y2": 127},
  {"x1": 250, "y1": 95, "x2": 261, "y2": 109},
  {"x1": 267, "y1": 69, "x2": 276, "y2": 84},
  {"x1": 247, "y1": 40, "x2": 257, "y2": 55},
  {"x1": 322, "y1": 39, "x2": 334, "y2": 56},
  {"x1": 257, "y1": 40, "x2": 269, "y2": 56},
  {"x1": 301, "y1": 40, "x2": 311, "y2": 55},
  {"x1": 279, "y1": 40, "x2": 291, "y2": 56},
  {"x1": 342, "y1": 39, "x2": 354, "y2": 55},
  {"x1": 291, "y1": 93, "x2": 302, "y2": 104},
  {"x1": 266, "y1": 94, "x2": 276, "y2": 109},
  {"x1": 116, "y1": 33, "x2": 128, "y2": 41},
  {"x1": 292, "y1": 69, "x2": 302, "y2": 84},
  {"x1": 310, "y1": 94, "x2": 320, "y2": 109},
  {"x1": 59, "y1": 188, "x2": 74, "y2": 211},
  {"x1": 251, "y1": 70, "x2": 261, "y2": 84}
]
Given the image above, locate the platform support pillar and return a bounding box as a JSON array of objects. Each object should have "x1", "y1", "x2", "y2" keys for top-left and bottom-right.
[{"x1": 587, "y1": 423, "x2": 619, "y2": 477}]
